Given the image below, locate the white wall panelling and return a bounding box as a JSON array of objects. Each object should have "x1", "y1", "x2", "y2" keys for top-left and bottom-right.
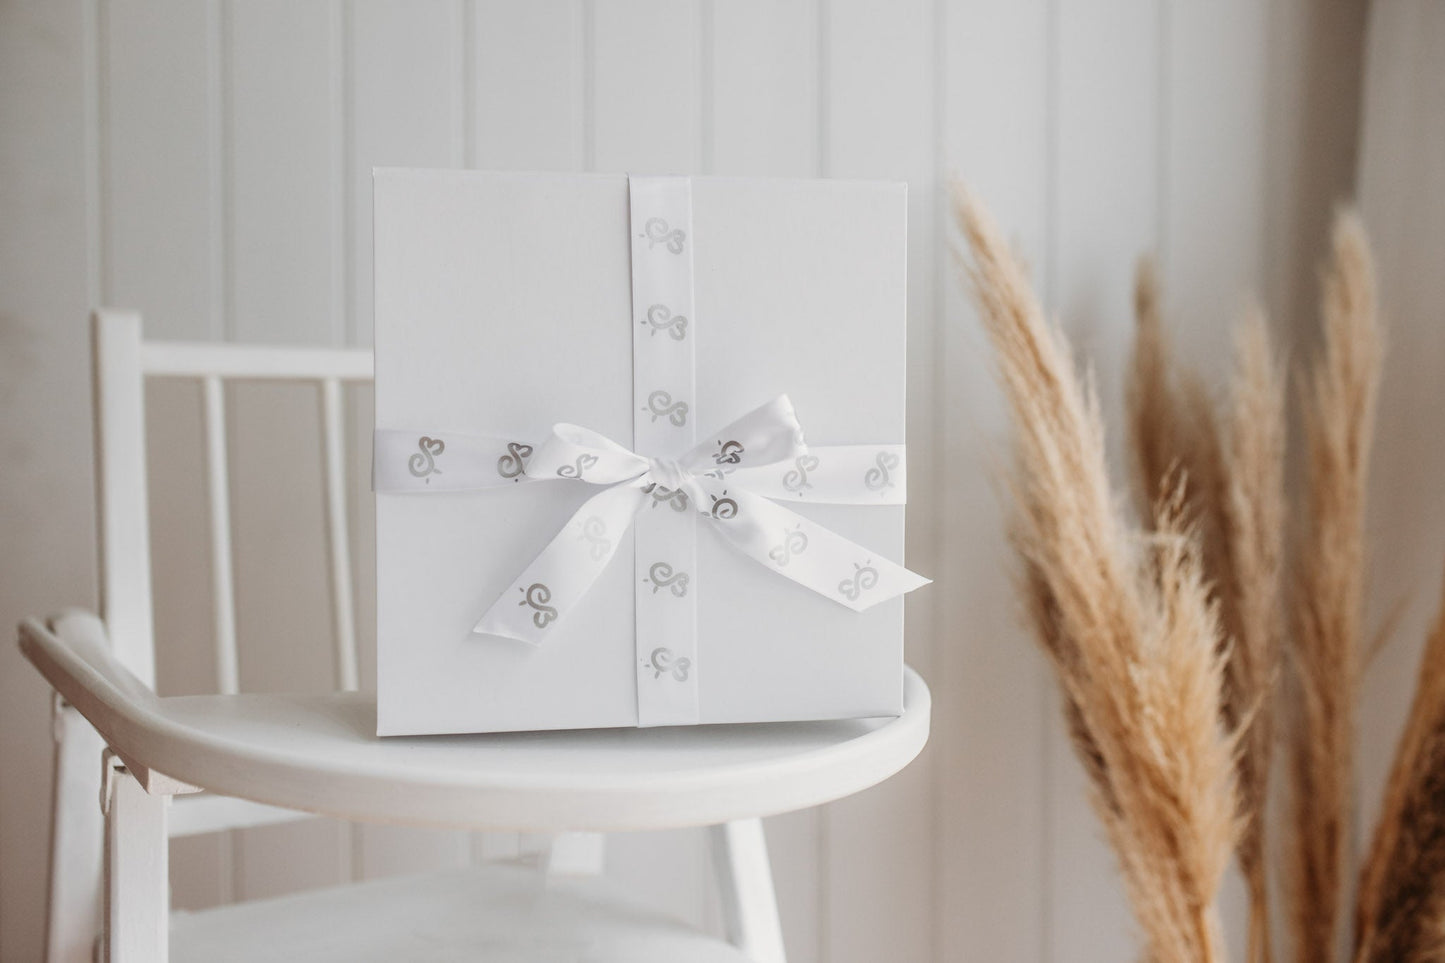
[{"x1": 0, "y1": 1, "x2": 1370, "y2": 959}]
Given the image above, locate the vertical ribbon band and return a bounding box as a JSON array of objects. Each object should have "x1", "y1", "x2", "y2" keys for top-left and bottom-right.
[{"x1": 629, "y1": 176, "x2": 699, "y2": 727}]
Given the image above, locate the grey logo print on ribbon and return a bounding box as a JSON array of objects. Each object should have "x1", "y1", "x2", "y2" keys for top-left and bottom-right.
[
  {"x1": 708, "y1": 490, "x2": 739, "y2": 520},
  {"x1": 408, "y1": 436, "x2": 445, "y2": 482},
  {"x1": 782, "y1": 454, "x2": 819, "y2": 495},
  {"x1": 644, "y1": 390, "x2": 689, "y2": 427},
  {"x1": 641, "y1": 217, "x2": 686, "y2": 254},
  {"x1": 864, "y1": 451, "x2": 900, "y2": 492},
  {"x1": 713, "y1": 439, "x2": 744, "y2": 465},
  {"x1": 496, "y1": 442, "x2": 533, "y2": 481},
  {"x1": 643, "y1": 483, "x2": 689, "y2": 512},
  {"x1": 838, "y1": 561, "x2": 880, "y2": 601},
  {"x1": 557, "y1": 453, "x2": 599, "y2": 479},
  {"x1": 645, "y1": 561, "x2": 690, "y2": 597},
  {"x1": 768, "y1": 526, "x2": 809, "y2": 567},
  {"x1": 647, "y1": 646, "x2": 691, "y2": 682},
  {"x1": 517, "y1": 583, "x2": 558, "y2": 628},
  {"x1": 643, "y1": 304, "x2": 688, "y2": 341},
  {"x1": 580, "y1": 516, "x2": 610, "y2": 561}
]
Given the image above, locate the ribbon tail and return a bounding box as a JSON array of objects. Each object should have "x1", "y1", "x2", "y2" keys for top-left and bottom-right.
[
  {"x1": 473, "y1": 484, "x2": 647, "y2": 643},
  {"x1": 704, "y1": 487, "x2": 929, "y2": 612}
]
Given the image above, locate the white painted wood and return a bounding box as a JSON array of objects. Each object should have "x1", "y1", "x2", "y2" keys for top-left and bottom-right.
[
  {"x1": 710, "y1": 0, "x2": 817, "y2": 178},
  {"x1": 4, "y1": 5, "x2": 1381, "y2": 960},
  {"x1": 168, "y1": 796, "x2": 312, "y2": 839},
  {"x1": 1162, "y1": 1, "x2": 1269, "y2": 369},
  {"x1": 228, "y1": 1, "x2": 338, "y2": 346},
  {"x1": 142, "y1": 342, "x2": 372, "y2": 381},
  {"x1": 168, "y1": 863, "x2": 754, "y2": 963},
  {"x1": 709, "y1": 819, "x2": 787, "y2": 963},
  {"x1": 46, "y1": 700, "x2": 106, "y2": 963},
  {"x1": 349, "y1": 0, "x2": 463, "y2": 346},
  {"x1": 472, "y1": 0, "x2": 585, "y2": 171},
  {"x1": 200, "y1": 377, "x2": 239, "y2": 697},
  {"x1": 92, "y1": 310, "x2": 157, "y2": 689},
  {"x1": 100, "y1": 0, "x2": 214, "y2": 339},
  {"x1": 20, "y1": 612, "x2": 931, "y2": 832},
  {"x1": 938, "y1": 3, "x2": 1052, "y2": 959},
  {"x1": 546, "y1": 832, "x2": 608, "y2": 877},
  {"x1": 103, "y1": 762, "x2": 169, "y2": 963},
  {"x1": 318, "y1": 379, "x2": 358, "y2": 692},
  {"x1": 592, "y1": 1, "x2": 699, "y2": 173}
]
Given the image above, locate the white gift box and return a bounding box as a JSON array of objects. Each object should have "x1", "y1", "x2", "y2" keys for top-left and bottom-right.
[{"x1": 373, "y1": 169, "x2": 918, "y2": 736}]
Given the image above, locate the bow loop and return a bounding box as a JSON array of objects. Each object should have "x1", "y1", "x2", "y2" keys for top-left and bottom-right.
[{"x1": 679, "y1": 394, "x2": 807, "y2": 475}]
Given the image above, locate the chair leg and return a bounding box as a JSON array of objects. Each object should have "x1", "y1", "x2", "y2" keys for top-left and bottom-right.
[
  {"x1": 707, "y1": 819, "x2": 786, "y2": 963},
  {"x1": 543, "y1": 832, "x2": 607, "y2": 876},
  {"x1": 45, "y1": 699, "x2": 106, "y2": 963},
  {"x1": 103, "y1": 758, "x2": 168, "y2": 963}
]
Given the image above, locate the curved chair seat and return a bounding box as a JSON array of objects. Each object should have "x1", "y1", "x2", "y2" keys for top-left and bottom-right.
[
  {"x1": 20, "y1": 612, "x2": 931, "y2": 831},
  {"x1": 173, "y1": 862, "x2": 752, "y2": 963}
]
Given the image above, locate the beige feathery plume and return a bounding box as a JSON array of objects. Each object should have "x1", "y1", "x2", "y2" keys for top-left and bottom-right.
[
  {"x1": 953, "y1": 182, "x2": 1239, "y2": 963},
  {"x1": 1126, "y1": 257, "x2": 1228, "y2": 572},
  {"x1": 1353, "y1": 567, "x2": 1445, "y2": 963},
  {"x1": 1221, "y1": 310, "x2": 1287, "y2": 963},
  {"x1": 1286, "y1": 209, "x2": 1383, "y2": 963},
  {"x1": 1128, "y1": 265, "x2": 1285, "y2": 963}
]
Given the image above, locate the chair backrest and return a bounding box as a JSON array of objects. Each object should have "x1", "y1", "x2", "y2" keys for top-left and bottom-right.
[{"x1": 92, "y1": 308, "x2": 373, "y2": 700}]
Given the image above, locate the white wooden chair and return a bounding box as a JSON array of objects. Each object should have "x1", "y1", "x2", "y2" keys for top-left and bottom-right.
[{"x1": 19, "y1": 309, "x2": 930, "y2": 962}]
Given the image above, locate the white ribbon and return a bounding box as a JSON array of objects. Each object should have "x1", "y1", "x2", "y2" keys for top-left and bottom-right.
[{"x1": 374, "y1": 396, "x2": 929, "y2": 642}]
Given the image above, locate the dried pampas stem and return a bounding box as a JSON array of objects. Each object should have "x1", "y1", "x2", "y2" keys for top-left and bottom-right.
[
  {"x1": 1126, "y1": 257, "x2": 1228, "y2": 575},
  {"x1": 1353, "y1": 567, "x2": 1445, "y2": 963},
  {"x1": 1286, "y1": 209, "x2": 1383, "y2": 963},
  {"x1": 1221, "y1": 309, "x2": 1286, "y2": 963},
  {"x1": 1128, "y1": 265, "x2": 1285, "y2": 963},
  {"x1": 953, "y1": 182, "x2": 1238, "y2": 963}
]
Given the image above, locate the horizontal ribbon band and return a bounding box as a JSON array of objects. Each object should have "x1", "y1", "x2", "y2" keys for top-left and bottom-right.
[{"x1": 374, "y1": 394, "x2": 929, "y2": 644}]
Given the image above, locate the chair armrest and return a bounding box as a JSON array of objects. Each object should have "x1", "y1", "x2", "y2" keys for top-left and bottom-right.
[{"x1": 18, "y1": 610, "x2": 159, "y2": 743}]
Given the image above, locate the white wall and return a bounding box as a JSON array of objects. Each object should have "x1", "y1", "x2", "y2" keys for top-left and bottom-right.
[
  {"x1": 1357, "y1": 0, "x2": 1445, "y2": 927},
  {"x1": 0, "y1": 1, "x2": 1368, "y2": 960}
]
